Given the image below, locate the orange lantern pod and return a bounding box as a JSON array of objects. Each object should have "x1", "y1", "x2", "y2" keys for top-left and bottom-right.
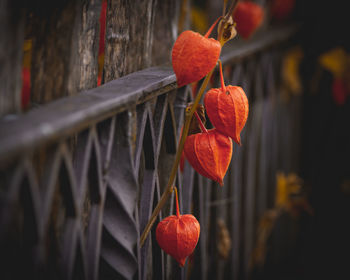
[
  {"x1": 172, "y1": 17, "x2": 222, "y2": 87},
  {"x1": 21, "y1": 67, "x2": 31, "y2": 110},
  {"x1": 233, "y1": 1, "x2": 264, "y2": 39},
  {"x1": 204, "y1": 62, "x2": 249, "y2": 145},
  {"x1": 156, "y1": 187, "x2": 200, "y2": 267},
  {"x1": 271, "y1": 0, "x2": 295, "y2": 21},
  {"x1": 332, "y1": 78, "x2": 348, "y2": 106},
  {"x1": 184, "y1": 114, "x2": 232, "y2": 186}
]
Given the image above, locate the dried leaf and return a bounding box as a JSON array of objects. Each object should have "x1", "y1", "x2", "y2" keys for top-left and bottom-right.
[
  {"x1": 318, "y1": 47, "x2": 349, "y2": 77},
  {"x1": 275, "y1": 172, "x2": 311, "y2": 216},
  {"x1": 318, "y1": 48, "x2": 350, "y2": 105},
  {"x1": 217, "y1": 219, "x2": 231, "y2": 259},
  {"x1": 281, "y1": 46, "x2": 304, "y2": 97},
  {"x1": 191, "y1": 7, "x2": 208, "y2": 35}
]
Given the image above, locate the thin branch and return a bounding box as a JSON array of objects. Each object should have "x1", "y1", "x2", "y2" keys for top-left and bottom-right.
[
  {"x1": 223, "y1": 0, "x2": 229, "y2": 17},
  {"x1": 224, "y1": 0, "x2": 239, "y2": 21},
  {"x1": 140, "y1": 69, "x2": 214, "y2": 247},
  {"x1": 194, "y1": 111, "x2": 208, "y2": 133}
]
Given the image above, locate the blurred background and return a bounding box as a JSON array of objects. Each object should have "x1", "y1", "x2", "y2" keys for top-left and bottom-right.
[{"x1": 1, "y1": 0, "x2": 349, "y2": 279}]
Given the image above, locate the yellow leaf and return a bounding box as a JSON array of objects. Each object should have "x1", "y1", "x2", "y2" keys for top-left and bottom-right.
[
  {"x1": 191, "y1": 7, "x2": 208, "y2": 35},
  {"x1": 318, "y1": 47, "x2": 349, "y2": 77},
  {"x1": 22, "y1": 39, "x2": 32, "y2": 68},
  {"x1": 275, "y1": 172, "x2": 288, "y2": 208},
  {"x1": 281, "y1": 46, "x2": 304, "y2": 96},
  {"x1": 275, "y1": 172, "x2": 301, "y2": 208}
]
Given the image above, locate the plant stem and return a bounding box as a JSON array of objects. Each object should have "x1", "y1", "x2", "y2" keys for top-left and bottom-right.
[
  {"x1": 139, "y1": 5, "x2": 237, "y2": 246},
  {"x1": 194, "y1": 111, "x2": 208, "y2": 133},
  {"x1": 223, "y1": 0, "x2": 229, "y2": 17},
  {"x1": 140, "y1": 68, "x2": 214, "y2": 247},
  {"x1": 204, "y1": 16, "x2": 223, "y2": 38},
  {"x1": 174, "y1": 186, "x2": 180, "y2": 218},
  {"x1": 219, "y1": 60, "x2": 226, "y2": 92},
  {"x1": 225, "y1": 0, "x2": 239, "y2": 21}
]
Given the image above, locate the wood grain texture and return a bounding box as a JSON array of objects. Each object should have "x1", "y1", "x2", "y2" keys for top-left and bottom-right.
[
  {"x1": 30, "y1": 0, "x2": 82, "y2": 103},
  {"x1": 151, "y1": 0, "x2": 180, "y2": 66},
  {"x1": 0, "y1": 0, "x2": 25, "y2": 116},
  {"x1": 69, "y1": 0, "x2": 102, "y2": 93},
  {"x1": 104, "y1": 0, "x2": 158, "y2": 82}
]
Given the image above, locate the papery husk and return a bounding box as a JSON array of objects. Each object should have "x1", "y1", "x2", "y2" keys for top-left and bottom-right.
[
  {"x1": 233, "y1": 1, "x2": 264, "y2": 39},
  {"x1": 184, "y1": 128, "x2": 232, "y2": 185},
  {"x1": 172, "y1": 30, "x2": 221, "y2": 87},
  {"x1": 204, "y1": 86, "x2": 248, "y2": 145}
]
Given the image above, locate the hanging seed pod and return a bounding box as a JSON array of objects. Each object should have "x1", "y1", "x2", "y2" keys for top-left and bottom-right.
[
  {"x1": 270, "y1": 0, "x2": 295, "y2": 21},
  {"x1": 156, "y1": 187, "x2": 200, "y2": 267},
  {"x1": 204, "y1": 61, "x2": 248, "y2": 145},
  {"x1": 184, "y1": 128, "x2": 232, "y2": 186},
  {"x1": 332, "y1": 78, "x2": 348, "y2": 106},
  {"x1": 172, "y1": 17, "x2": 222, "y2": 87},
  {"x1": 233, "y1": 1, "x2": 264, "y2": 39}
]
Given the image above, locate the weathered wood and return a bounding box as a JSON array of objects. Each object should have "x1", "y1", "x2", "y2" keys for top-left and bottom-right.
[
  {"x1": 126, "y1": 0, "x2": 157, "y2": 72},
  {"x1": 30, "y1": 0, "x2": 83, "y2": 103},
  {"x1": 0, "y1": 66, "x2": 176, "y2": 167},
  {"x1": 151, "y1": 0, "x2": 180, "y2": 66},
  {"x1": 103, "y1": 0, "x2": 129, "y2": 81},
  {"x1": 68, "y1": 0, "x2": 102, "y2": 93},
  {"x1": 0, "y1": 0, "x2": 25, "y2": 116},
  {"x1": 104, "y1": 0, "x2": 157, "y2": 82}
]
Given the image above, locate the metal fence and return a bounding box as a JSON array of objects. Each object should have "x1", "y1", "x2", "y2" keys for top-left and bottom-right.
[{"x1": 0, "y1": 24, "x2": 300, "y2": 280}]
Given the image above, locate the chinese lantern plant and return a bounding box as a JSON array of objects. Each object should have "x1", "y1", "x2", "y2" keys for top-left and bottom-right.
[
  {"x1": 172, "y1": 16, "x2": 222, "y2": 87},
  {"x1": 156, "y1": 187, "x2": 200, "y2": 266},
  {"x1": 140, "y1": 0, "x2": 250, "y2": 251},
  {"x1": 233, "y1": 1, "x2": 264, "y2": 39},
  {"x1": 204, "y1": 61, "x2": 249, "y2": 145},
  {"x1": 184, "y1": 112, "x2": 233, "y2": 186},
  {"x1": 184, "y1": 61, "x2": 248, "y2": 185},
  {"x1": 270, "y1": 0, "x2": 296, "y2": 21}
]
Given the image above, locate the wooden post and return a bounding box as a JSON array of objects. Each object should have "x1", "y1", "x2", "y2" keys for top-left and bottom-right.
[
  {"x1": 151, "y1": 0, "x2": 180, "y2": 66},
  {"x1": 0, "y1": 0, "x2": 25, "y2": 116},
  {"x1": 69, "y1": 0, "x2": 102, "y2": 93},
  {"x1": 104, "y1": 0, "x2": 162, "y2": 82},
  {"x1": 29, "y1": 0, "x2": 101, "y2": 104}
]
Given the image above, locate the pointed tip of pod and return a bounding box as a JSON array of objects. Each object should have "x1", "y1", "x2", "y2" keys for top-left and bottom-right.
[
  {"x1": 177, "y1": 257, "x2": 187, "y2": 267},
  {"x1": 177, "y1": 80, "x2": 187, "y2": 88},
  {"x1": 156, "y1": 214, "x2": 200, "y2": 268},
  {"x1": 236, "y1": 134, "x2": 242, "y2": 146}
]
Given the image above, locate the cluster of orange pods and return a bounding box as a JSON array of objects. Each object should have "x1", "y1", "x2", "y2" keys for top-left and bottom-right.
[{"x1": 155, "y1": 1, "x2": 268, "y2": 267}]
